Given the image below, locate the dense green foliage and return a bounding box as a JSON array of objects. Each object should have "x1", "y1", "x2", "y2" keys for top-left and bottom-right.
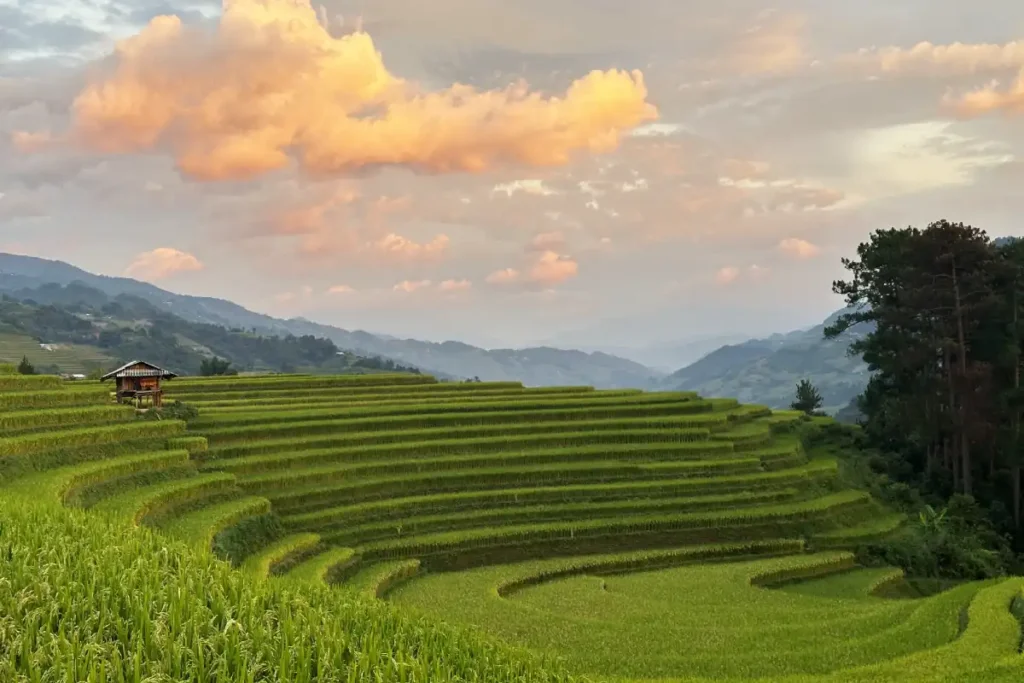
[
  {"x1": 199, "y1": 356, "x2": 238, "y2": 376},
  {"x1": 826, "y1": 221, "x2": 1024, "y2": 568},
  {"x1": 16, "y1": 355, "x2": 34, "y2": 375},
  {"x1": 791, "y1": 379, "x2": 825, "y2": 416}
]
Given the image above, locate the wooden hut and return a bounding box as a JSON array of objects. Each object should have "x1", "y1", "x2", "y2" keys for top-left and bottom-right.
[{"x1": 101, "y1": 360, "x2": 177, "y2": 407}]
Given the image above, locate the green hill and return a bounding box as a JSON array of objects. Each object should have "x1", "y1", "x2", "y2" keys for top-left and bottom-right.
[
  {"x1": 0, "y1": 370, "x2": 1019, "y2": 681},
  {"x1": 0, "y1": 285, "x2": 425, "y2": 377},
  {"x1": 662, "y1": 308, "x2": 872, "y2": 414}
]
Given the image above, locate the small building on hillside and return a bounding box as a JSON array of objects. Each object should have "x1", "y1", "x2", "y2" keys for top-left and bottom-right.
[{"x1": 101, "y1": 360, "x2": 177, "y2": 407}]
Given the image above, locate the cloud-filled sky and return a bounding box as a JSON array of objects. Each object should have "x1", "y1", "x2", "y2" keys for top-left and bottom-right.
[{"x1": 2, "y1": 0, "x2": 1024, "y2": 350}]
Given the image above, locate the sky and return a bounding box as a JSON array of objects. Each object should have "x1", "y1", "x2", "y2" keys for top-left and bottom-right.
[{"x1": 2, "y1": 0, "x2": 1024, "y2": 350}]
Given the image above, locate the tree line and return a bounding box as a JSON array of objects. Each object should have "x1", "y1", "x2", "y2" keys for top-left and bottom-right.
[{"x1": 825, "y1": 220, "x2": 1024, "y2": 561}]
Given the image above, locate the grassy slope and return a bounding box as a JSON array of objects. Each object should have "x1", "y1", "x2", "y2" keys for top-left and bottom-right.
[{"x1": 0, "y1": 332, "x2": 112, "y2": 372}]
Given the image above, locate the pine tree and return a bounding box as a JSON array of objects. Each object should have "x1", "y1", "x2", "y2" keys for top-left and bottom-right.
[
  {"x1": 16, "y1": 356, "x2": 35, "y2": 375},
  {"x1": 791, "y1": 379, "x2": 823, "y2": 415}
]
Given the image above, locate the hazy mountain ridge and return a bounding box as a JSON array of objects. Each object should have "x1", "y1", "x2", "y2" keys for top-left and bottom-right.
[
  {"x1": 0, "y1": 253, "x2": 662, "y2": 388},
  {"x1": 662, "y1": 307, "x2": 872, "y2": 413}
]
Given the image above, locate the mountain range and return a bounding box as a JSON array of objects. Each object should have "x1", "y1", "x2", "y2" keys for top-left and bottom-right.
[
  {"x1": 0, "y1": 253, "x2": 662, "y2": 389},
  {"x1": 0, "y1": 252, "x2": 874, "y2": 407},
  {"x1": 659, "y1": 308, "x2": 872, "y2": 413}
]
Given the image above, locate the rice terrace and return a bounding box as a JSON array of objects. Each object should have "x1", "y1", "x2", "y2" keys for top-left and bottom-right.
[{"x1": 0, "y1": 362, "x2": 1021, "y2": 682}]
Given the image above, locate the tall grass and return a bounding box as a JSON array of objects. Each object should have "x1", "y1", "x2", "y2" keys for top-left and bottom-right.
[{"x1": 0, "y1": 499, "x2": 578, "y2": 682}]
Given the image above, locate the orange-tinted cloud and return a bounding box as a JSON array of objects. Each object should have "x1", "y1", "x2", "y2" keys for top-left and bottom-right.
[
  {"x1": 487, "y1": 250, "x2": 579, "y2": 288},
  {"x1": 439, "y1": 279, "x2": 472, "y2": 292},
  {"x1": 66, "y1": 0, "x2": 656, "y2": 181},
  {"x1": 529, "y1": 250, "x2": 578, "y2": 286},
  {"x1": 124, "y1": 247, "x2": 203, "y2": 280},
  {"x1": 778, "y1": 237, "x2": 821, "y2": 259},
  {"x1": 485, "y1": 268, "x2": 521, "y2": 285},
  {"x1": 950, "y1": 70, "x2": 1024, "y2": 116},
  {"x1": 374, "y1": 233, "x2": 450, "y2": 261}
]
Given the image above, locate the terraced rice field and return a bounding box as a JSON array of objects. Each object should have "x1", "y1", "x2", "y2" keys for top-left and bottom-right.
[
  {"x1": 0, "y1": 370, "x2": 1021, "y2": 681},
  {"x1": 0, "y1": 332, "x2": 112, "y2": 372}
]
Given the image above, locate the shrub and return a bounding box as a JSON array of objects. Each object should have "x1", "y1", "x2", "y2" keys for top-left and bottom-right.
[
  {"x1": 16, "y1": 355, "x2": 35, "y2": 375},
  {"x1": 137, "y1": 401, "x2": 200, "y2": 423}
]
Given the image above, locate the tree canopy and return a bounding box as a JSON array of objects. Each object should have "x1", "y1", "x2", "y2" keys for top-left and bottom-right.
[{"x1": 826, "y1": 221, "x2": 1024, "y2": 553}]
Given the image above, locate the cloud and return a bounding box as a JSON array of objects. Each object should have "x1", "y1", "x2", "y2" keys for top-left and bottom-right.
[
  {"x1": 374, "y1": 233, "x2": 450, "y2": 261},
  {"x1": 850, "y1": 40, "x2": 1024, "y2": 75},
  {"x1": 488, "y1": 250, "x2": 578, "y2": 287},
  {"x1": 777, "y1": 237, "x2": 821, "y2": 259},
  {"x1": 327, "y1": 284, "x2": 354, "y2": 294},
  {"x1": 950, "y1": 70, "x2": 1024, "y2": 116},
  {"x1": 715, "y1": 263, "x2": 770, "y2": 286},
  {"x1": 393, "y1": 279, "x2": 432, "y2": 293},
  {"x1": 485, "y1": 267, "x2": 521, "y2": 285},
  {"x1": 528, "y1": 231, "x2": 567, "y2": 252},
  {"x1": 10, "y1": 130, "x2": 53, "y2": 152},
  {"x1": 714, "y1": 266, "x2": 740, "y2": 286},
  {"x1": 439, "y1": 278, "x2": 472, "y2": 292},
  {"x1": 727, "y1": 11, "x2": 808, "y2": 76},
  {"x1": 529, "y1": 250, "x2": 578, "y2": 286},
  {"x1": 248, "y1": 187, "x2": 447, "y2": 264},
  {"x1": 123, "y1": 247, "x2": 203, "y2": 280},
  {"x1": 56, "y1": 0, "x2": 656, "y2": 181},
  {"x1": 492, "y1": 179, "x2": 561, "y2": 197}
]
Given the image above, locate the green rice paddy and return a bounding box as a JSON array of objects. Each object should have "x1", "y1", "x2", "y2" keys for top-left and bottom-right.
[{"x1": 0, "y1": 369, "x2": 1020, "y2": 681}]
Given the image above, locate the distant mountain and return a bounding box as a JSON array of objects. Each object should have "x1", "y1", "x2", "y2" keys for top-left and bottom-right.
[
  {"x1": 0, "y1": 253, "x2": 662, "y2": 388},
  {"x1": 557, "y1": 334, "x2": 754, "y2": 373},
  {"x1": 662, "y1": 308, "x2": 872, "y2": 414},
  {"x1": 0, "y1": 284, "x2": 424, "y2": 377}
]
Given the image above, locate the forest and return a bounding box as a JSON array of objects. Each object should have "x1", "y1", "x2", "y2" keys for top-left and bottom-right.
[{"x1": 827, "y1": 221, "x2": 1024, "y2": 576}]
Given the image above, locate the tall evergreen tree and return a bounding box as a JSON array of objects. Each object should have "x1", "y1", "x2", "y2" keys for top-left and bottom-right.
[{"x1": 827, "y1": 220, "x2": 1024, "y2": 552}]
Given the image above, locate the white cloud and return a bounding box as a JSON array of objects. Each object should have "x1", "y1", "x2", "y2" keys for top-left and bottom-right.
[{"x1": 393, "y1": 279, "x2": 432, "y2": 293}]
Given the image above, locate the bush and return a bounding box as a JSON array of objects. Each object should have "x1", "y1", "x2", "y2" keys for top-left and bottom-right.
[
  {"x1": 16, "y1": 356, "x2": 35, "y2": 375},
  {"x1": 801, "y1": 422, "x2": 1016, "y2": 580},
  {"x1": 199, "y1": 356, "x2": 238, "y2": 376},
  {"x1": 137, "y1": 401, "x2": 200, "y2": 423}
]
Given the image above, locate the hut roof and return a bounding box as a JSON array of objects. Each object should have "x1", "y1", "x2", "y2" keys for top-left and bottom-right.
[{"x1": 100, "y1": 361, "x2": 178, "y2": 381}]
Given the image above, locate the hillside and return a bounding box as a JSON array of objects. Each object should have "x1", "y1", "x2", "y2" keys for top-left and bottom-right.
[
  {"x1": 0, "y1": 253, "x2": 662, "y2": 388},
  {"x1": 0, "y1": 370, "x2": 1020, "y2": 681},
  {"x1": 0, "y1": 285, "x2": 424, "y2": 377},
  {"x1": 663, "y1": 308, "x2": 872, "y2": 413}
]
